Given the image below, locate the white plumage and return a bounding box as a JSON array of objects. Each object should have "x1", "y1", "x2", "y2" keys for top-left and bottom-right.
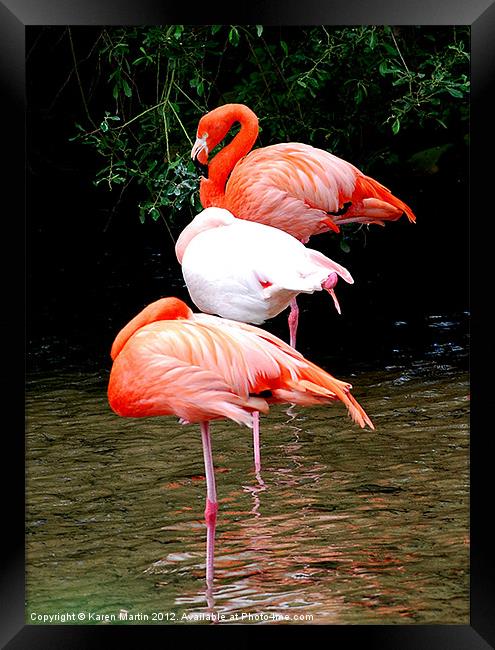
[{"x1": 175, "y1": 208, "x2": 353, "y2": 325}]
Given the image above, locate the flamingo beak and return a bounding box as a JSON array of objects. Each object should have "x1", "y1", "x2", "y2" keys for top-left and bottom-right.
[
  {"x1": 322, "y1": 272, "x2": 342, "y2": 314},
  {"x1": 191, "y1": 136, "x2": 209, "y2": 178},
  {"x1": 328, "y1": 289, "x2": 341, "y2": 315}
]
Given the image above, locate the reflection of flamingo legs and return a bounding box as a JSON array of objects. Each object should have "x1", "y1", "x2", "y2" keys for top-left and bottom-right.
[
  {"x1": 201, "y1": 422, "x2": 217, "y2": 585},
  {"x1": 252, "y1": 412, "x2": 261, "y2": 474},
  {"x1": 243, "y1": 466, "x2": 267, "y2": 518},
  {"x1": 205, "y1": 517, "x2": 217, "y2": 607},
  {"x1": 205, "y1": 576, "x2": 216, "y2": 616}
]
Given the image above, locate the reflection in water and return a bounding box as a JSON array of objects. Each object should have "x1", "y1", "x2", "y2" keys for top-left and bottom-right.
[
  {"x1": 26, "y1": 322, "x2": 469, "y2": 625},
  {"x1": 205, "y1": 519, "x2": 216, "y2": 614}
]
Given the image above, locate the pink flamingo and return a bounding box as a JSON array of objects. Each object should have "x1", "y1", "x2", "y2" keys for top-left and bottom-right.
[
  {"x1": 108, "y1": 297, "x2": 374, "y2": 584},
  {"x1": 191, "y1": 103, "x2": 416, "y2": 348},
  {"x1": 175, "y1": 206, "x2": 355, "y2": 473},
  {"x1": 175, "y1": 207, "x2": 353, "y2": 343}
]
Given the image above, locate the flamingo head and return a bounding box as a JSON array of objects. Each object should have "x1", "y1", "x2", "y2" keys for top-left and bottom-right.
[
  {"x1": 175, "y1": 208, "x2": 236, "y2": 263},
  {"x1": 321, "y1": 273, "x2": 342, "y2": 314},
  {"x1": 191, "y1": 104, "x2": 259, "y2": 175},
  {"x1": 142, "y1": 297, "x2": 194, "y2": 322},
  {"x1": 191, "y1": 112, "x2": 229, "y2": 172},
  {"x1": 110, "y1": 298, "x2": 194, "y2": 360},
  {"x1": 191, "y1": 132, "x2": 209, "y2": 177}
]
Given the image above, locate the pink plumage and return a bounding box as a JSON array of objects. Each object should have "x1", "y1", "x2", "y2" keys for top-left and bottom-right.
[{"x1": 191, "y1": 103, "x2": 416, "y2": 243}]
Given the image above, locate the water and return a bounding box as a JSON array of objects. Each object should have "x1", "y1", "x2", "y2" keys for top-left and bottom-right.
[{"x1": 26, "y1": 315, "x2": 469, "y2": 625}]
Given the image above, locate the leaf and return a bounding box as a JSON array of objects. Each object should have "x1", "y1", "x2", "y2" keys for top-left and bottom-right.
[
  {"x1": 256, "y1": 25, "x2": 263, "y2": 37},
  {"x1": 100, "y1": 120, "x2": 109, "y2": 132},
  {"x1": 379, "y1": 61, "x2": 390, "y2": 76},
  {"x1": 229, "y1": 27, "x2": 240, "y2": 46},
  {"x1": 122, "y1": 79, "x2": 133, "y2": 97},
  {"x1": 446, "y1": 87, "x2": 463, "y2": 98},
  {"x1": 381, "y1": 42, "x2": 397, "y2": 56},
  {"x1": 391, "y1": 118, "x2": 401, "y2": 135},
  {"x1": 280, "y1": 40, "x2": 288, "y2": 56},
  {"x1": 211, "y1": 25, "x2": 222, "y2": 35}
]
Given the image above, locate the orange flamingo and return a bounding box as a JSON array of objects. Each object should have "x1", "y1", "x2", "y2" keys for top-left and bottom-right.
[
  {"x1": 191, "y1": 103, "x2": 416, "y2": 241},
  {"x1": 191, "y1": 103, "x2": 416, "y2": 347},
  {"x1": 107, "y1": 297, "x2": 374, "y2": 583}
]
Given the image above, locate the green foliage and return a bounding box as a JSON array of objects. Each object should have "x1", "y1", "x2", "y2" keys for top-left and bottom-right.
[{"x1": 70, "y1": 25, "x2": 469, "y2": 230}]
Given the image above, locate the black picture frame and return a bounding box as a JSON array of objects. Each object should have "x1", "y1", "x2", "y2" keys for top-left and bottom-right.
[{"x1": 2, "y1": 1, "x2": 493, "y2": 647}]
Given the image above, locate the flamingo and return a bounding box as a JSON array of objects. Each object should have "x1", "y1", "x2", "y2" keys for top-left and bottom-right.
[
  {"x1": 107, "y1": 296, "x2": 374, "y2": 584},
  {"x1": 190, "y1": 103, "x2": 416, "y2": 349},
  {"x1": 191, "y1": 103, "x2": 416, "y2": 239},
  {"x1": 175, "y1": 206, "x2": 354, "y2": 474},
  {"x1": 175, "y1": 207, "x2": 353, "y2": 339}
]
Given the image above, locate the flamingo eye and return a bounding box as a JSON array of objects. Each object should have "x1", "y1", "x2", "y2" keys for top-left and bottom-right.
[{"x1": 202, "y1": 132, "x2": 208, "y2": 140}]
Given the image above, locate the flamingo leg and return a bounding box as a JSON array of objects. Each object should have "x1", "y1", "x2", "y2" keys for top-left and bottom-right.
[
  {"x1": 288, "y1": 297, "x2": 299, "y2": 349},
  {"x1": 252, "y1": 411, "x2": 261, "y2": 474},
  {"x1": 200, "y1": 421, "x2": 217, "y2": 585}
]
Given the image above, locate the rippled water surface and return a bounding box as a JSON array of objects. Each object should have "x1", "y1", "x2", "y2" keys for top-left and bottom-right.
[{"x1": 26, "y1": 316, "x2": 469, "y2": 625}]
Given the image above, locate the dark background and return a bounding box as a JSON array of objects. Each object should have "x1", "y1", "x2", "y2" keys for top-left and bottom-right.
[
  {"x1": 5, "y1": 2, "x2": 493, "y2": 648},
  {"x1": 26, "y1": 26, "x2": 469, "y2": 375}
]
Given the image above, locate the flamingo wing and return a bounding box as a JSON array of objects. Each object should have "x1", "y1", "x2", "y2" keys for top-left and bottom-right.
[
  {"x1": 194, "y1": 314, "x2": 374, "y2": 430},
  {"x1": 108, "y1": 296, "x2": 373, "y2": 429},
  {"x1": 181, "y1": 217, "x2": 353, "y2": 323},
  {"x1": 108, "y1": 320, "x2": 272, "y2": 425},
  {"x1": 180, "y1": 220, "x2": 290, "y2": 324},
  {"x1": 224, "y1": 142, "x2": 415, "y2": 240}
]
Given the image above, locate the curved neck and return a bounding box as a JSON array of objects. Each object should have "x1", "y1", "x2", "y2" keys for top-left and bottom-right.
[
  {"x1": 110, "y1": 299, "x2": 192, "y2": 360},
  {"x1": 110, "y1": 307, "x2": 155, "y2": 361},
  {"x1": 176, "y1": 208, "x2": 236, "y2": 262},
  {"x1": 201, "y1": 105, "x2": 259, "y2": 207}
]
